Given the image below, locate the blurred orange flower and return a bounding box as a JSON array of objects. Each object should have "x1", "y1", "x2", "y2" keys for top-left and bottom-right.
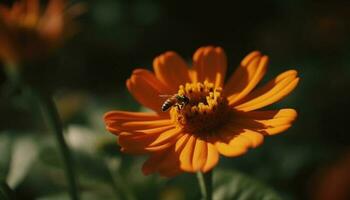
[
  {"x1": 0, "y1": 0, "x2": 83, "y2": 64},
  {"x1": 104, "y1": 46, "x2": 299, "y2": 177}
]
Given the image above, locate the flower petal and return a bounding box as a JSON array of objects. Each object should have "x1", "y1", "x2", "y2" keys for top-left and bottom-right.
[
  {"x1": 157, "y1": 151, "x2": 182, "y2": 177},
  {"x1": 157, "y1": 134, "x2": 189, "y2": 177},
  {"x1": 234, "y1": 109, "x2": 298, "y2": 135},
  {"x1": 201, "y1": 142, "x2": 219, "y2": 172},
  {"x1": 192, "y1": 137, "x2": 208, "y2": 171},
  {"x1": 179, "y1": 135, "x2": 196, "y2": 172},
  {"x1": 148, "y1": 128, "x2": 182, "y2": 147},
  {"x1": 22, "y1": 0, "x2": 40, "y2": 27},
  {"x1": 104, "y1": 110, "x2": 162, "y2": 122},
  {"x1": 106, "y1": 118, "x2": 173, "y2": 134},
  {"x1": 38, "y1": 0, "x2": 65, "y2": 41},
  {"x1": 225, "y1": 51, "x2": 268, "y2": 105},
  {"x1": 119, "y1": 127, "x2": 181, "y2": 154},
  {"x1": 153, "y1": 51, "x2": 191, "y2": 92},
  {"x1": 127, "y1": 69, "x2": 171, "y2": 113},
  {"x1": 234, "y1": 70, "x2": 299, "y2": 111},
  {"x1": 119, "y1": 120, "x2": 173, "y2": 131},
  {"x1": 239, "y1": 130, "x2": 264, "y2": 148},
  {"x1": 192, "y1": 46, "x2": 227, "y2": 87},
  {"x1": 142, "y1": 134, "x2": 189, "y2": 176},
  {"x1": 142, "y1": 150, "x2": 169, "y2": 175},
  {"x1": 104, "y1": 111, "x2": 166, "y2": 134},
  {"x1": 214, "y1": 137, "x2": 248, "y2": 157}
]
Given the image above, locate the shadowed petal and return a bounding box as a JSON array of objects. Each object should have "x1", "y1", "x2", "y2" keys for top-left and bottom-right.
[
  {"x1": 119, "y1": 127, "x2": 182, "y2": 154},
  {"x1": 153, "y1": 51, "x2": 191, "y2": 93},
  {"x1": 142, "y1": 134, "x2": 189, "y2": 176},
  {"x1": 213, "y1": 124, "x2": 256, "y2": 157},
  {"x1": 234, "y1": 109, "x2": 298, "y2": 135},
  {"x1": 109, "y1": 119, "x2": 173, "y2": 133},
  {"x1": 157, "y1": 134, "x2": 190, "y2": 177},
  {"x1": 127, "y1": 69, "x2": 171, "y2": 113},
  {"x1": 225, "y1": 51, "x2": 268, "y2": 104},
  {"x1": 104, "y1": 110, "x2": 171, "y2": 134},
  {"x1": 142, "y1": 150, "x2": 169, "y2": 176},
  {"x1": 234, "y1": 70, "x2": 299, "y2": 111},
  {"x1": 192, "y1": 46, "x2": 227, "y2": 87}
]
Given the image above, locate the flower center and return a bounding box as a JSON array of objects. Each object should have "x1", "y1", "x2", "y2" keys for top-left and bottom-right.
[{"x1": 170, "y1": 81, "x2": 232, "y2": 137}]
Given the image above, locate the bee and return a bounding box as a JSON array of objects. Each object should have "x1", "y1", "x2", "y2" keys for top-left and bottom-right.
[{"x1": 160, "y1": 94, "x2": 190, "y2": 112}]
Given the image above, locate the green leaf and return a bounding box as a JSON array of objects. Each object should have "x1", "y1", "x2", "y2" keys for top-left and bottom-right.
[
  {"x1": 214, "y1": 170, "x2": 282, "y2": 200},
  {"x1": 0, "y1": 181, "x2": 15, "y2": 200}
]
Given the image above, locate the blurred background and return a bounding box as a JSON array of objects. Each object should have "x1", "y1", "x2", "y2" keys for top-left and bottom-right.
[{"x1": 1, "y1": 0, "x2": 350, "y2": 199}]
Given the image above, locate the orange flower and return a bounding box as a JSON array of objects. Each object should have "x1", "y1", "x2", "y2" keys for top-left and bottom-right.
[
  {"x1": 104, "y1": 46, "x2": 299, "y2": 177},
  {"x1": 0, "y1": 0, "x2": 83, "y2": 63}
]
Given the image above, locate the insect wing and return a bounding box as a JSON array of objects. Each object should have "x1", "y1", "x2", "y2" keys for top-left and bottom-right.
[{"x1": 159, "y1": 95, "x2": 173, "y2": 98}]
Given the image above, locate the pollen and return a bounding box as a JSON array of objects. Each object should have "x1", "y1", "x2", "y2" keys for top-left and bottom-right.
[{"x1": 170, "y1": 80, "x2": 232, "y2": 136}]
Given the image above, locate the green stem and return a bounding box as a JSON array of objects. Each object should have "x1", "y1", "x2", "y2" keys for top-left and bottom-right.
[
  {"x1": 39, "y1": 94, "x2": 79, "y2": 200},
  {"x1": 105, "y1": 158, "x2": 136, "y2": 200},
  {"x1": 2, "y1": 62, "x2": 79, "y2": 199},
  {"x1": 196, "y1": 170, "x2": 213, "y2": 200}
]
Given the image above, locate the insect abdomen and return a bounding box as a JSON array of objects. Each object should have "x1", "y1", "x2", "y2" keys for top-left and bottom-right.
[{"x1": 161, "y1": 99, "x2": 173, "y2": 111}]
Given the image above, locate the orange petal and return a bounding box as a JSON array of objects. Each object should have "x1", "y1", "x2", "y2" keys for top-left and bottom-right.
[
  {"x1": 212, "y1": 123, "x2": 255, "y2": 157},
  {"x1": 121, "y1": 134, "x2": 181, "y2": 154},
  {"x1": 219, "y1": 120, "x2": 264, "y2": 148},
  {"x1": 192, "y1": 46, "x2": 227, "y2": 87},
  {"x1": 236, "y1": 108, "x2": 297, "y2": 120},
  {"x1": 239, "y1": 130, "x2": 264, "y2": 148},
  {"x1": 234, "y1": 70, "x2": 299, "y2": 111},
  {"x1": 23, "y1": 0, "x2": 39, "y2": 27},
  {"x1": 148, "y1": 128, "x2": 182, "y2": 147},
  {"x1": 143, "y1": 134, "x2": 189, "y2": 177},
  {"x1": 224, "y1": 51, "x2": 261, "y2": 94},
  {"x1": 192, "y1": 137, "x2": 208, "y2": 171},
  {"x1": 179, "y1": 135, "x2": 196, "y2": 172},
  {"x1": 153, "y1": 51, "x2": 191, "y2": 92},
  {"x1": 201, "y1": 142, "x2": 219, "y2": 172},
  {"x1": 157, "y1": 136, "x2": 188, "y2": 177},
  {"x1": 158, "y1": 150, "x2": 182, "y2": 177},
  {"x1": 225, "y1": 52, "x2": 269, "y2": 105},
  {"x1": 38, "y1": 0, "x2": 65, "y2": 41},
  {"x1": 104, "y1": 111, "x2": 162, "y2": 122},
  {"x1": 234, "y1": 109, "x2": 298, "y2": 135},
  {"x1": 142, "y1": 150, "x2": 169, "y2": 175},
  {"x1": 104, "y1": 111, "x2": 167, "y2": 134},
  {"x1": 119, "y1": 119, "x2": 173, "y2": 130},
  {"x1": 214, "y1": 138, "x2": 248, "y2": 157},
  {"x1": 126, "y1": 69, "x2": 171, "y2": 113},
  {"x1": 118, "y1": 125, "x2": 173, "y2": 145}
]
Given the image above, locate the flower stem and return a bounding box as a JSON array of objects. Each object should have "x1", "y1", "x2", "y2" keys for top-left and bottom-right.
[
  {"x1": 3, "y1": 62, "x2": 79, "y2": 199},
  {"x1": 196, "y1": 170, "x2": 213, "y2": 200},
  {"x1": 39, "y1": 93, "x2": 80, "y2": 200}
]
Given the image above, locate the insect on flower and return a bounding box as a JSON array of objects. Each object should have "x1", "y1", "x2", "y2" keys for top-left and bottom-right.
[
  {"x1": 160, "y1": 94, "x2": 190, "y2": 112},
  {"x1": 104, "y1": 46, "x2": 300, "y2": 177}
]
